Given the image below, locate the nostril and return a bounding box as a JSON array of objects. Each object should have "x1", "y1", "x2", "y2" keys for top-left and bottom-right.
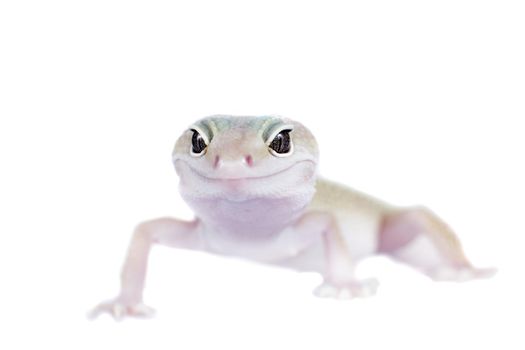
[
  {"x1": 244, "y1": 155, "x2": 254, "y2": 167},
  {"x1": 213, "y1": 155, "x2": 221, "y2": 169}
]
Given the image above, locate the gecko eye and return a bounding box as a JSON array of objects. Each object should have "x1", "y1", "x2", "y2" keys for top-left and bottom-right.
[
  {"x1": 190, "y1": 129, "x2": 207, "y2": 156},
  {"x1": 269, "y1": 129, "x2": 293, "y2": 156}
]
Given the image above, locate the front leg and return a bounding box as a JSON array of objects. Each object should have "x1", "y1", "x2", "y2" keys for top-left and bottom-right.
[
  {"x1": 295, "y1": 212, "x2": 378, "y2": 299},
  {"x1": 90, "y1": 218, "x2": 201, "y2": 320}
]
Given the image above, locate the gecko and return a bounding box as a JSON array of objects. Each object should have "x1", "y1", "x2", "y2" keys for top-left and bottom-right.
[{"x1": 91, "y1": 115, "x2": 495, "y2": 320}]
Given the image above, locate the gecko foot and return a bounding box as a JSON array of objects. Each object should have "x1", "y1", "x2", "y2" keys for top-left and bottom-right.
[
  {"x1": 426, "y1": 266, "x2": 497, "y2": 282},
  {"x1": 313, "y1": 278, "x2": 379, "y2": 299},
  {"x1": 88, "y1": 298, "x2": 156, "y2": 321}
]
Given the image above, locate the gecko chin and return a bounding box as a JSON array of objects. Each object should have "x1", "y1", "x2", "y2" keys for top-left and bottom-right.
[{"x1": 174, "y1": 159, "x2": 317, "y2": 202}]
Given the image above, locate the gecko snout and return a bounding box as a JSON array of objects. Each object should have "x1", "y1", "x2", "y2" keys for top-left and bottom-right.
[{"x1": 213, "y1": 154, "x2": 254, "y2": 170}]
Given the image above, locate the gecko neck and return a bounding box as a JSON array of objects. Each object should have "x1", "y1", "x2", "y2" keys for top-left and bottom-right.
[{"x1": 183, "y1": 191, "x2": 314, "y2": 240}]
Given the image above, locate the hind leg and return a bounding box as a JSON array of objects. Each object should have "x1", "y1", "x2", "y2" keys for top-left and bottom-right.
[{"x1": 378, "y1": 206, "x2": 495, "y2": 281}]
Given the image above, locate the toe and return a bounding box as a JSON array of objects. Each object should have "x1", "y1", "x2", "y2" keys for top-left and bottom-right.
[
  {"x1": 313, "y1": 279, "x2": 379, "y2": 299},
  {"x1": 313, "y1": 283, "x2": 339, "y2": 298},
  {"x1": 428, "y1": 266, "x2": 497, "y2": 282},
  {"x1": 130, "y1": 303, "x2": 156, "y2": 318}
]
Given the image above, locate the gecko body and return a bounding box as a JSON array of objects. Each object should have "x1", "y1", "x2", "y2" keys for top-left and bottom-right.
[{"x1": 92, "y1": 115, "x2": 494, "y2": 319}]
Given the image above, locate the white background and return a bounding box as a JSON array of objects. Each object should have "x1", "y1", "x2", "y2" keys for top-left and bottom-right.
[{"x1": 1, "y1": 1, "x2": 524, "y2": 349}]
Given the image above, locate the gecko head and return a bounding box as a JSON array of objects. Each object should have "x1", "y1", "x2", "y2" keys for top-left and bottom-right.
[{"x1": 172, "y1": 115, "x2": 319, "y2": 202}]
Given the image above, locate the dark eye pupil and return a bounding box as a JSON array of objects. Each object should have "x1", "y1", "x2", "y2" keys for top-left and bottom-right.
[
  {"x1": 191, "y1": 130, "x2": 207, "y2": 154},
  {"x1": 269, "y1": 130, "x2": 291, "y2": 154}
]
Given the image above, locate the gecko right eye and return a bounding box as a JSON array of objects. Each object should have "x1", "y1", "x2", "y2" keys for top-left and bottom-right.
[{"x1": 190, "y1": 129, "x2": 207, "y2": 156}]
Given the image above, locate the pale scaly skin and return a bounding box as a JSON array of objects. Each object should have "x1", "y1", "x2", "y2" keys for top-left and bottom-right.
[{"x1": 90, "y1": 115, "x2": 495, "y2": 320}]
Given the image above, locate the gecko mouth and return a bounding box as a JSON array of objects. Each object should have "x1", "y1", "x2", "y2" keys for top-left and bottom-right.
[{"x1": 174, "y1": 159, "x2": 317, "y2": 183}]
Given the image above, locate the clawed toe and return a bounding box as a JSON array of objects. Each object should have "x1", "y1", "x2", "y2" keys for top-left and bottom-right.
[
  {"x1": 313, "y1": 278, "x2": 379, "y2": 299},
  {"x1": 88, "y1": 299, "x2": 156, "y2": 321},
  {"x1": 428, "y1": 266, "x2": 497, "y2": 282}
]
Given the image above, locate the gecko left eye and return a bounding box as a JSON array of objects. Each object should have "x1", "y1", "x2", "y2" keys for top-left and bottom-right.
[
  {"x1": 269, "y1": 129, "x2": 293, "y2": 156},
  {"x1": 190, "y1": 129, "x2": 207, "y2": 156}
]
